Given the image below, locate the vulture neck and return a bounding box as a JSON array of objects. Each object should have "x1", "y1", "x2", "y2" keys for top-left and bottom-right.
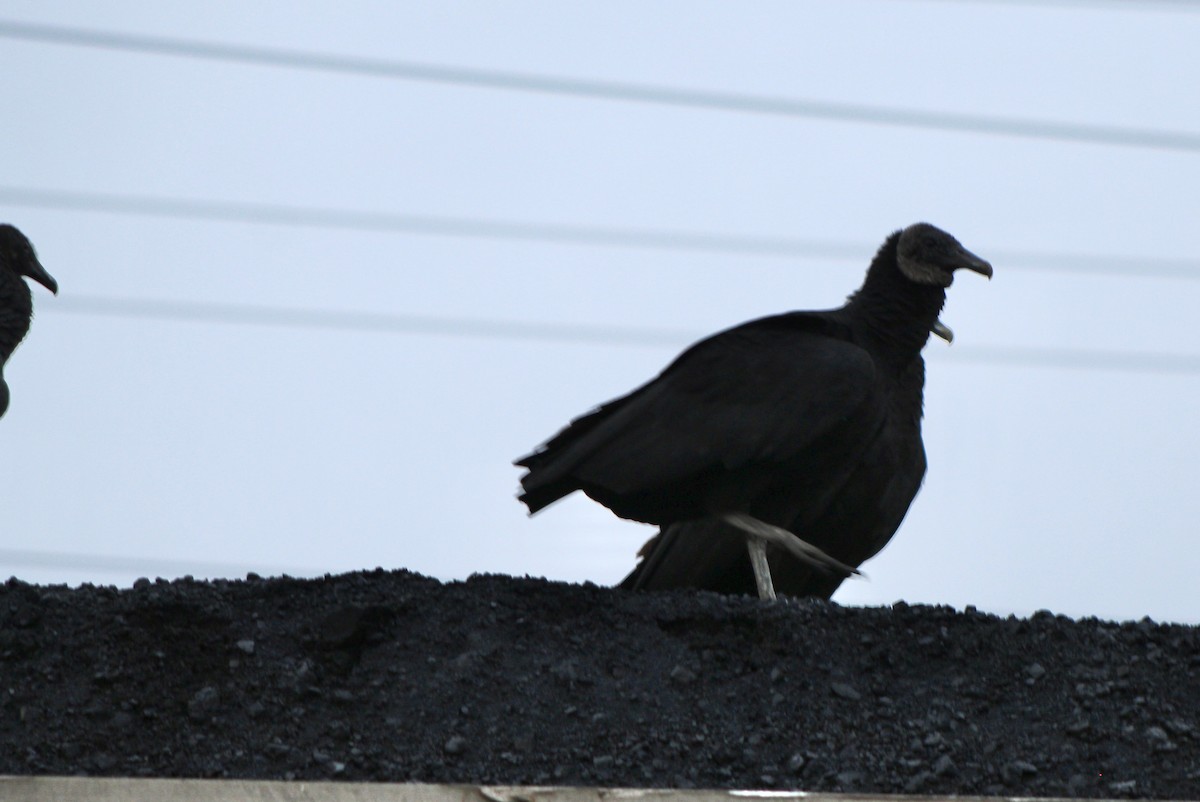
[
  {"x1": 0, "y1": 271, "x2": 34, "y2": 365},
  {"x1": 845, "y1": 232, "x2": 945, "y2": 370}
]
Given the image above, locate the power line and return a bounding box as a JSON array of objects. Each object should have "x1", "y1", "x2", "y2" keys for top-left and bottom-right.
[
  {"x1": 0, "y1": 547, "x2": 319, "y2": 581},
  {"x1": 3, "y1": 185, "x2": 1197, "y2": 281},
  {"x1": 914, "y1": 0, "x2": 1200, "y2": 11},
  {"x1": 1, "y1": 19, "x2": 1198, "y2": 152},
  {"x1": 54, "y1": 294, "x2": 691, "y2": 348},
  {"x1": 931, "y1": 345, "x2": 1200, "y2": 376},
  {"x1": 50, "y1": 294, "x2": 1200, "y2": 377},
  {"x1": 0, "y1": 185, "x2": 864, "y2": 262}
]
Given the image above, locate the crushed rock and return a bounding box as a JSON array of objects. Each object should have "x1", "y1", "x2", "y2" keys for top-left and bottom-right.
[{"x1": 1, "y1": 570, "x2": 1198, "y2": 798}]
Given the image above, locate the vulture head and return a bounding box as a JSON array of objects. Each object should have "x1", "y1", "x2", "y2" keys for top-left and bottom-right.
[
  {"x1": 896, "y1": 222, "x2": 992, "y2": 343},
  {"x1": 897, "y1": 223, "x2": 993, "y2": 288},
  {"x1": 1, "y1": 224, "x2": 57, "y2": 419},
  {"x1": 1, "y1": 224, "x2": 57, "y2": 295}
]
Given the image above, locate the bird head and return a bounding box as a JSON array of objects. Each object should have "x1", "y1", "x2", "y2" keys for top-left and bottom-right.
[
  {"x1": 896, "y1": 223, "x2": 992, "y2": 289},
  {"x1": 1, "y1": 224, "x2": 58, "y2": 295},
  {"x1": 896, "y1": 223, "x2": 991, "y2": 344}
]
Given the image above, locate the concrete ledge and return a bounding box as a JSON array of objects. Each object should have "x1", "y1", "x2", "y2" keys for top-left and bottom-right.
[{"x1": 0, "y1": 778, "x2": 1166, "y2": 802}]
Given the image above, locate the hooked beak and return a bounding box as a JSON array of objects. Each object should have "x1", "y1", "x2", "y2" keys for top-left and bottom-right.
[
  {"x1": 956, "y1": 246, "x2": 993, "y2": 279},
  {"x1": 22, "y1": 258, "x2": 58, "y2": 295},
  {"x1": 935, "y1": 246, "x2": 990, "y2": 343}
]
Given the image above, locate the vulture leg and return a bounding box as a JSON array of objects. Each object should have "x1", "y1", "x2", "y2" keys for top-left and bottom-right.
[
  {"x1": 722, "y1": 513, "x2": 860, "y2": 600},
  {"x1": 932, "y1": 319, "x2": 954, "y2": 343},
  {"x1": 744, "y1": 537, "x2": 777, "y2": 599}
]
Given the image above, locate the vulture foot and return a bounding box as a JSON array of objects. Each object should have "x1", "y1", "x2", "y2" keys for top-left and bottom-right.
[{"x1": 721, "y1": 512, "x2": 861, "y2": 600}]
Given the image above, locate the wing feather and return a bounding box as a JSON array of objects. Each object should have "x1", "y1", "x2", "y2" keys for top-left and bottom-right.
[{"x1": 517, "y1": 313, "x2": 883, "y2": 518}]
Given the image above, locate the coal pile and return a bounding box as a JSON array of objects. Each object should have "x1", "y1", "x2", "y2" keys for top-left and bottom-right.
[{"x1": 1, "y1": 569, "x2": 1198, "y2": 798}]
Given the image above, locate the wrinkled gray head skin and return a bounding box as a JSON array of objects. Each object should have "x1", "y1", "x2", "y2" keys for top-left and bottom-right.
[
  {"x1": 896, "y1": 222, "x2": 993, "y2": 289},
  {"x1": 1, "y1": 224, "x2": 58, "y2": 295}
]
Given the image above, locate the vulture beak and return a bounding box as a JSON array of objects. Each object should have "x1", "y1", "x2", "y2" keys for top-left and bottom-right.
[
  {"x1": 934, "y1": 246, "x2": 990, "y2": 343},
  {"x1": 22, "y1": 258, "x2": 58, "y2": 295},
  {"x1": 932, "y1": 319, "x2": 954, "y2": 344},
  {"x1": 956, "y1": 247, "x2": 993, "y2": 279}
]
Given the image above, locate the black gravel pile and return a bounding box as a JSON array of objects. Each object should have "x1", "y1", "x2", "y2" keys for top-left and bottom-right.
[{"x1": 1, "y1": 569, "x2": 1198, "y2": 798}]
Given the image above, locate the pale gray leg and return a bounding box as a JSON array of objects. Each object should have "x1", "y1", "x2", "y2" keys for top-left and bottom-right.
[
  {"x1": 745, "y1": 537, "x2": 777, "y2": 600},
  {"x1": 722, "y1": 512, "x2": 861, "y2": 600},
  {"x1": 932, "y1": 318, "x2": 954, "y2": 343}
]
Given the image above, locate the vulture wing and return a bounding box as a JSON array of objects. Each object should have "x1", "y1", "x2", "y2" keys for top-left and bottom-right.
[{"x1": 516, "y1": 312, "x2": 888, "y2": 525}]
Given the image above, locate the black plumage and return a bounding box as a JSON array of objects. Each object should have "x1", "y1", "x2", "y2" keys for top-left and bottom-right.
[
  {"x1": 515, "y1": 223, "x2": 991, "y2": 598},
  {"x1": 0, "y1": 225, "x2": 58, "y2": 420},
  {"x1": 619, "y1": 356, "x2": 927, "y2": 599}
]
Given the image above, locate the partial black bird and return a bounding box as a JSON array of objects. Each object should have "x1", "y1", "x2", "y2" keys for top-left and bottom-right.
[
  {"x1": 0, "y1": 225, "x2": 58, "y2": 419},
  {"x1": 515, "y1": 223, "x2": 991, "y2": 599}
]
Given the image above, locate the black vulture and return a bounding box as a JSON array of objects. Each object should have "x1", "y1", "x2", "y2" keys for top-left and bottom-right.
[
  {"x1": 515, "y1": 223, "x2": 991, "y2": 599},
  {"x1": 0, "y1": 225, "x2": 58, "y2": 419}
]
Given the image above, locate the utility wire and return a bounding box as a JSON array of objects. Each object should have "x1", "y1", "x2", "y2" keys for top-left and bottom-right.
[
  {"x1": 0, "y1": 185, "x2": 862, "y2": 263},
  {"x1": 0, "y1": 547, "x2": 320, "y2": 582},
  {"x1": 914, "y1": 0, "x2": 1200, "y2": 11},
  {"x1": 3, "y1": 185, "x2": 1197, "y2": 281},
  {"x1": 1, "y1": 19, "x2": 1198, "y2": 152},
  {"x1": 931, "y1": 344, "x2": 1200, "y2": 376},
  {"x1": 50, "y1": 294, "x2": 1200, "y2": 377},
  {"x1": 54, "y1": 295, "x2": 692, "y2": 348}
]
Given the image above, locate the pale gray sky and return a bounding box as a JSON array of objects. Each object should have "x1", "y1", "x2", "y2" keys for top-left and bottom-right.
[{"x1": 2, "y1": 1, "x2": 1198, "y2": 623}]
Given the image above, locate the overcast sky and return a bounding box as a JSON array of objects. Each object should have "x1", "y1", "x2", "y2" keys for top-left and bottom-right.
[{"x1": 2, "y1": 1, "x2": 1198, "y2": 623}]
